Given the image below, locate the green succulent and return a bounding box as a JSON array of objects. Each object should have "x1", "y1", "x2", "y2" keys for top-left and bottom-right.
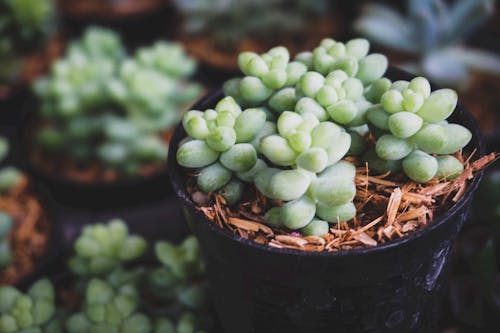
[
  {"x1": 0, "y1": 279, "x2": 56, "y2": 332},
  {"x1": 65, "y1": 278, "x2": 151, "y2": 333},
  {"x1": 66, "y1": 277, "x2": 206, "y2": 333},
  {"x1": 0, "y1": 211, "x2": 13, "y2": 270},
  {"x1": 148, "y1": 236, "x2": 207, "y2": 312},
  {"x1": 34, "y1": 27, "x2": 201, "y2": 176},
  {"x1": 172, "y1": 0, "x2": 329, "y2": 50},
  {"x1": 68, "y1": 219, "x2": 147, "y2": 277},
  {"x1": 355, "y1": 0, "x2": 500, "y2": 88},
  {"x1": 177, "y1": 38, "x2": 471, "y2": 235},
  {"x1": 0, "y1": 137, "x2": 22, "y2": 194},
  {"x1": 0, "y1": 0, "x2": 56, "y2": 83}
]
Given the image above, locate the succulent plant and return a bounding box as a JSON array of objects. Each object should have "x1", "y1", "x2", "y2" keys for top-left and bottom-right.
[
  {"x1": 65, "y1": 219, "x2": 210, "y2": 333},
  {"x1": 0, "y1": 211, "x2": 13, "y2": 270},
  {"x1": 364, "y1": 77, "x2": 470, "y2": 182},
  {"x1": 69, "y1": 219, "x2": 147, "y2": 277},
  {"x1": 148, "y1": 236, "x2": 207, "y2": 312},
  {"x1": 65, "y1": 278, "x2": 152, "y2": 333},
  {"x1": 0, "y1": 279, "x2": 56, "y2": 332},
  {"x1": 172, "y1": 0, "x2": 330, "y2": 49},
  {"x1": 0, "y1": 137, "x2": 23, "y2": 270},
  {"x1": 0, "y1": 138, "x2": 22, "y2": 194},
  {"x1": 66, "y1": 278, "x2": 205, "y2": 333},
  {"x1": 34, "y1": 27, "x2": 201, "y2": 176},
  {"x1": 0, "y1": 0, "x2": 56, "y2": 84},
  {"x1": 177, "y1": 38, "x2": 472, "y2": 236},
  {"x1": 355, "y1": 0, "x2": 500, "y2": 88}
]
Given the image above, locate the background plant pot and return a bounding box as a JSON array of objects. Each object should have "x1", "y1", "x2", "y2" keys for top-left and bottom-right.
[
  {"x1": 57, "y1": 0, "x2": 169, "y2": 21},
  {"x1": 19, "y1": 99, "x2": 173, "y2": 209},
  {"x1": 0, "y1": 36, "x2": 64, "y2": 125},
  {"x1": 11, "y1": 184, "x2": 63, "y2": 289},
  {"x1": 168, "y1": 67, "x2": 485, "y2": 333},
  {"x1": 178, "y1": 14, "x2": 342, "y2": 74},
  {"x1": 0, "y1": 126, "x2": 62, "y2": 287},
  {"x1": 58, "y1": 0, "x2": 175, "y2": 47}
]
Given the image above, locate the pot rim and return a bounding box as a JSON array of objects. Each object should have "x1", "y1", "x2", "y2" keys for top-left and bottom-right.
[{"x1": 168, "y1": 66, "x2": 485, "y2": 258}]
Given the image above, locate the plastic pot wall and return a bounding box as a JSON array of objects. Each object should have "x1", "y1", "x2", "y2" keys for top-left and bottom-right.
[{"x1": 168, "y1": 68, "x2": 485, "y2": 333}]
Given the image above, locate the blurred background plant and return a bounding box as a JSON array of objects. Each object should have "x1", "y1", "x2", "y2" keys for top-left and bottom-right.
[
  {"x1": 174, "y1": 0, "x2": 328, "y2": 50},
  {"x1": 56, "y1": 219, "x2": 212, "y2": 333},
  {"x1": 355, "y1": 0, "x2": 500, "y2": 88},
  {"x1": 355, "y1": 0, "x2": 500, "y2": 136},
  {"x1": 0, "y1": 0, "x2": 57, "y2": 88},
  {"x1": 172, "y1": 0, "x2": 339, "y2": 71},
  {"x1": 0, "y1": 137, "x2": 22, "y2": 271},
  {"x1": 32, "y1": 27, "x2": 201, "y2": 180}
]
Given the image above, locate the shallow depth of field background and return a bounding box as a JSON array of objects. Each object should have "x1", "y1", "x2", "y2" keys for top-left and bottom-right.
[{"x1": 0, "y1": 0, "x2": 499, "y2": 332}]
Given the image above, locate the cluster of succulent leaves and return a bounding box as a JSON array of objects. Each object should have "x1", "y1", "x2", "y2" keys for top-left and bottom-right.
[
  {"x1": 34, "y1": 27, "x2": 201, "y2": 176},
  {"x1": 0, "y1": 0, "x2": 56, "y2": 83},
  {"x1": 355, "y1": 0, "x2": 500, "y2": 88},
  {"x1": 177, "y1": 38, "x2": 472, "y2": 236},
  {"x1": 0, "y1": 278, "x2": 56, "y2": 333},
  {"x1": 68, "y1": 220, "x2": 148, "y2": 277},
  {"x1": 0, "y1": 137, "x2": 22, "y2": 270},
  {"x1": 64, "y1": 220, "x2": 209, "y2": 333},
  {"x1": 172, "y1": 0, "x2": 329, "y2": 49},
  {"x1": 0, "y1": 211, "x2": 13, "y2": 270}
]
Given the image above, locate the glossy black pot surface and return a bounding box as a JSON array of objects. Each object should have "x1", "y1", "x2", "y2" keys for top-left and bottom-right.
[{"x1": 168, "y1": 67, "x2": 485, "y2": 333}]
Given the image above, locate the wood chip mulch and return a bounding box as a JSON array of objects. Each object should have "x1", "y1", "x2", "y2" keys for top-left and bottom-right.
[
  {"x1": 0, "y1": 176, "x2": 50, "y2": 284},
  {"x1": 187, "y1": 151, "x2": 498, "y2": 252}
]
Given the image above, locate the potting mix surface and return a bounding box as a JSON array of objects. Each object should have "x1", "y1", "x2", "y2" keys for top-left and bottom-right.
[
  {"x1": 187, "y1": 150, "x2": 497, "y2": 252},
  {"x1": 0, "y1": 175, "x2": 50, "y2": 284}
]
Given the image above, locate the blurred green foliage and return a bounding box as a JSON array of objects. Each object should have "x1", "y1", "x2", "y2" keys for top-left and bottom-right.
[
  {"x1": 355, "y1": 0, "x2": 500, "y2": 88},
  {"x1": 0, "y1": 0, "x2": 56, "y2": 83},
  {"x1": 63, "y1": 219, "x2": 212, "y2": 333},
  {"x1": 173, "y1": 0, "x2": 330, "y2": 50},
  {"x1": 34, "y1": 27, "x2": 201, "y2": 176},
  {"x1": 0, "y1": 279, "x2": 56, "y2": 332}
]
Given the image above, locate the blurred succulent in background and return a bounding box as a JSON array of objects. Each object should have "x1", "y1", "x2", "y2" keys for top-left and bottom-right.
[
  {"x1": 0, "y1": 211, "x2": 13, "y2": 270},
  {"x1": 0, "y1": 279, "x2": 56, "y2": 332},
  {"x1": 69, "y1": 219, "x2": 147, "y2": 277},
  {"x1": 147, "y1": 236, "x2": 207, "y2": 314},
  {"x1": 355, "y1": 0, "x2": 500, "y2": 88},
  {"x1": 172, "y1": 0, "x2": 329, "y2": 50},
  {"x1": 34, "y1": 27, "x2": 201, "y2": 177},
  {"x1": 66, "y1": 219, "x2": 211, "y2": 333},
  {"x1": 0, "y1": 137, "x2": 22, "y2": 270},
  {"x1": 0, "y1": 0, "x2": 56, "y2": 84}
]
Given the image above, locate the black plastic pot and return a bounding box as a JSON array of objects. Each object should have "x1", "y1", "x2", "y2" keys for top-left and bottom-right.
[
  {"x1": 168, "y1": 67, "x2": 485, "y2": 333},
  {"x1": 19, "y1": 97, "x2": 173, "y2": 209}
]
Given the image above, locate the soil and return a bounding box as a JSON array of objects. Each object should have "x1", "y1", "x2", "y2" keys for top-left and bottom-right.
[
  {"x1": 0, "y1": 175, "x2": 50, "y2": 285},
  {"x1": 185, "y1": 149, "x2": 496, "y2": 252}
]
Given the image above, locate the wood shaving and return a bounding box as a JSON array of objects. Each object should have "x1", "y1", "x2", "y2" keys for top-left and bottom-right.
[
  {"x1": 0, "y1": 176, "x2": 50, "y2": 285},
  {"x1": 187, "y1": 151, "x2": 497, "y2": 252}
]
